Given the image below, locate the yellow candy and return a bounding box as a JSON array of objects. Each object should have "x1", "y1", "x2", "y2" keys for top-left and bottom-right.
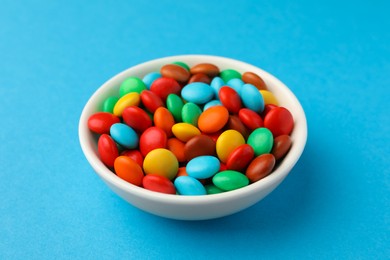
[
  {"x1": 216, "y1": 130, "x2": 245, "y2": 163},
  {"x1": 113, "y1": 92, "x2": 140, "y2": 116},
  {"x1": 171, "y1": 123, "x2": 201, "y2": 142},
  {"x1": 260, "y1": 90, "x2": 279, "y2": 106},
  {"x1": 143, "y1": 148, "x2": 179, "y2": 180}
]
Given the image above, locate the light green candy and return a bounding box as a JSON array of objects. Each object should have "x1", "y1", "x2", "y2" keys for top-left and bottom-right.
[
  {"x1": 119, "y1": 77, "x2": 146, "y2": 96},
  {"x1": 212, "y1": 170, "x2": 249, "y2": 191},
  {"x1": 166, "y1": 94, "x2": 184, "y2": 122},
  {"x1": 172, "y1": 61, "x2": 190, "y2": 71},
  {"x1": 205, "y1": 184, "x2": 224, "y2": 195},
  {"x1": 247, "y1": 127, "x2": 273, "y2": 156},
  {"x1": 102, "y1": 96, "x2": 119, "y2": 113},
  {"x1": 181, "y1": 102, "x2": 202, "y2": 126},
  {"x1": 220, "y1": 69, "x2": 241, "y2": 83}
]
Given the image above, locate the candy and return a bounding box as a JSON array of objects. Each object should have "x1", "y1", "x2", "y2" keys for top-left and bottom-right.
[
  {"x1": 198, "y1": 105, "x2": 229, "y2": 133},
  {"x1": 143, "y1": 148, "x2": 178, "y2": 180},
  {"x1": 242, "y1": 72, "x2": 267, "y2": 90},
  {"x1": 245, "y1": 154, "x2": 275, "y2": 182},
  {"x1": 89, "y1": 61, "x2": 296, "y2": 196},
  {"x1": 110, "y1": 123, "x2": 139, "y2": 149},
  {"x1": 119, "y1": 77, "x2": 147, "y2": 96},
  {"x1": 181, "y1": 82, "x2": 214, "y2": 104},
  {"x1": 139, "y1": 127, "x2": 167, "y2": 156},
  {"x1": 264, "y1": 107, "x2": 294, "y2": 137},
  {"x1": 88, "y1": 112, "x2": 120, "y2": 134},
  {"x1": 184, "y1": 135, "x2": 216, "y2": 161},
  {"x1": 186, "y1": 156, "x2": 220, "y2": 179},
  {"x1": 241, "y1": 83, "x2": 264, "y2": 113},
  {"x1": 172, "y1": 123, "x2": 201, "y2": 142},
  {"x1": 174, "y1": 176, "x2": 207, "y2": 195},
  {"x1": 161, "y1": 64, "x2": 190, "y2": 83},
  {"x1": 216, "y1": 130, "x2": 245, "y2": 163},
  {"x1": 212, "y1": 170, "x2": 249, "y2": 191},
  {"x1": 122, "y1": 106, "x2": 152, "y2": 133},
  {"x1": 142, "y1": 174, "x2": 176, "y2": 194},
  {"x1": 114, "y1": 156, "x2": 144, "y2": 186},
  {"x1": 247, "y1": 128, "x2": 273, "y2": 156}
]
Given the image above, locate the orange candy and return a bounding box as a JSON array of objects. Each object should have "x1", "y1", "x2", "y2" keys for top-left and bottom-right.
[
  {"x1": 167, "y1": 138, "x2": 186, "y2": 162},
  {"x1": 177, "y1": 167, "x2": 188, "y2": 177},
  {"x1": 114, "y1": 156, "x2": 144, "y2": 186},
  {"x1": 154, "y1": 107, "x2": 175, "y2": 137},
  {"x1": 198, "y1": 106, "x2": 229, "y2": 133}
]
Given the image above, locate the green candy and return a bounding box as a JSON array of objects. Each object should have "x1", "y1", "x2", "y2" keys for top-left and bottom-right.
[
  {"x1": 166, "y1": 94, "x2": 184, "y2": 122},
  {"x1": 102, "y1": 96, "x2": 119, "y2": 113},
  {"x1": 205, "y1": 184, "x2": 224, "y2": 195},
  {"x1": 181, "y1": 102, "x2": 202, "y2": 126},
  {"x1": 212, "y1": 170, "x2": 249, "y2": 191},
  {"x1": 220, "y1": 69, "x2": 241, "y2": 82},
  {"x1": 119, "y1": 77, "x2": 146, "y2": 96},
  {"x1": 172, "y1": 61, "x2": 190, "y2": 71},
  {"x1": 247, "y1": 127, "x2": 273, "y2": 156}
]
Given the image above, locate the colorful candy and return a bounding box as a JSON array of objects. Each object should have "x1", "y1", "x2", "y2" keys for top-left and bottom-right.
[{"x1": 87, "y1": 61, "x2": 295, "y2": 196}]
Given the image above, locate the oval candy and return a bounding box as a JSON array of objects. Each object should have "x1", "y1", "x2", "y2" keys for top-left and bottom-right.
[
  {"x1": 241, "y1": 83, "x2": 264, "y2": 113},
  {"x1": 271, "y1": 135, "x2": 292, "y2": 160},
  {"x1": 122, "y1": 106, "x2": 152, "y2": 133},
  {"x1": 260, "y1": 90, "x2": 279, "y2": 105},
  {"x1": 143, "y1": 148, "x2": 178, "y2": 180},
  {"x1": 172, "y1": 61, "x2": 190, "y2": 71},
  {"x1": 203, "y1": 100, "x2": 222, "y2": 111},
  {"x1": 226, "y1": 78, "x2": 244, "y2": 95},
  {"x1": 205, "y1": 184, "x2": 224, "y2": 195},
  {"x1": 264, "y1": 107, "x2": 294, "y2": 137},
  {"x1": 247, "y1": 127, "x2": 273, "y2": 156},
  {"x1": 160, "y1": 64, "x2": 190, "y2": 83},
  {"x1": 190, "y1": 63, "x2": 220, "y2": 78},
  {"x1": 139, "y1": 127, "x2": 167, "y2": 156},
  {"x1": 219, "y1": 86, "x2": 242, "y2": 114},
  {"x1": 242, "y1": 72, "x2": 267, "y2": 90},
  {"x1": 226, "y1": 115, "x2": 249, "y2": 139},
  {"x1": 121, "y1": 149, "x2": 144, "y2": 167},
  {"x1": 98, "y1": 134, "x2": 119, "y2": 167},
  {"x1": 198, "y1": 105, "x2": 229, "y2": 133},
  {"x1": 246, "y1": 154, "x2": 275, "y2": 182},
  {"x1": 174, "y1": 176, "x2": 206, "y2": 196},
  {"x1": 119, "y1": 77, "x2": 147, "y2": 96},
  {"x1": 212, "y1": 170, "x2": 249, "y2": 191},
  {"x1": 226, "y1": 144, "x2": 255, "y2": 172},
  {"x1": 238, "y1": 108, "x2": 264, "y2": 130},
  {"x1": 216, "y1": 130, "x2": 245, "y2": 163},
  {"x1": 220, "y1": 69, "x2": 241, "y2": 83},
  {"x1": 188, "y1": 73, "x2": 211, "y2": 84},
  {"x1": 142, "y1": 174, "x2": 176, "y2": 194},
  {"x1": 182, "y1": 102, "x2": 202, "y2": 126},
  {"x1": 184, "y1": 135, "x2": 216, "y2": 161},
  {"x1": 102, "y1": 96, "x2": 119, "y2": 113},
  {"x1": 210, "y1": 77, "x2": 224, "y2": 98},
  {"x1": 114, "y1": 156, "x2": 144, "y2": 186},
  {"x1": 140, "y1": 90, "x2": 164, "y2": 113},
  {"x1": 181, "y1": 82, "x2": 214, "y2": 104},
  {"x1": 154, "y1": 107, "x2": 175, "y2": 137},
  {"x1": 171, "y1": 123, "x2": 201, "y2": 142},
  {"x1": 167, "y1": 138, "x2": 186, "y2": 163},
  {"x1": 166, "y1": 94, "x2": 184, "y2": 122},
  {"x1": 113, "y1": 92, "x2": 140, "y2": 117},
  {"x1": 150, "y1": 77, "x2": 181, "y2": 101},
  {"x1": 88, "y1": 112, "x2": 120, "y2": 134},
  {"x1": 186, "y1": 156, "x2": 220, "y2": 179},
  {"x1": 142, "y1": 72, "x2": 161, "y2": 89},
  {"x1": 110, "y1": 123, "x2": 139, "y2": 149}
]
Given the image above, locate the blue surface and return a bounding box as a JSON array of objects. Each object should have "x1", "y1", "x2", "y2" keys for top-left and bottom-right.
[{"x1": 1, "y1": 0, "x2": 389, "y2": 259}]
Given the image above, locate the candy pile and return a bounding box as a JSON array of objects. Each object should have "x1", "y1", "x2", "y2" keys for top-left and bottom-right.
[{"x1": 87, "y1": 62, "x2": 293, "y2": 195}]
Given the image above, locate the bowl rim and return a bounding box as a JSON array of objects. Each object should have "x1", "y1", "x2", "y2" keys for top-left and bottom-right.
[{"x1": 78, "y1": 54, "x2": 307, "y2": 205}]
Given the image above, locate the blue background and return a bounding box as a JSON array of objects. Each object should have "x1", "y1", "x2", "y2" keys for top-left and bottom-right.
[{"x1": 1, "y1": 0, "x2": 389, "y2": 259}]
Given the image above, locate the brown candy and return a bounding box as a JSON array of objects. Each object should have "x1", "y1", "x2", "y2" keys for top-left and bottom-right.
[
  {"x1": 245, "y1": 154, "x2": 275, "y2": 182},
  {"x1": 271, "y1": 135, "x2": 292, "y2": 160},
  {"x1": 184, "y1": 135, "x2": 216, "y2": 161},
  {"x1": 160, "y1": 64, "x2": 190, "y2": 83},
  {"x1": 188, "y1": 73, "x2": 211, "y2": 84},
  {"x1": 225, "y1": 115, "x2": 249, "y2": 139},
  {"x1": 242, "y1": 72, "x2": 267, "y2": 90},
  {"x1": 190, "y1": 63, "x2": 220, "y2": 78}
]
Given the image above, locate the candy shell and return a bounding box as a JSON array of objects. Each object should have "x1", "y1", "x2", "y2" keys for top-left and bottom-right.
[
  {"x1": 210, "y1": 77, "x2": 224, "y2": 98},
  {"x1": 245, "y1": 154, "x2": 275, "y2": 182},
  {"x1": 182, "y1": 102, "x2": 202, "y2": 126},
  {"x1": 219, "y1": 86, "x2": 242, "y2": 114},
  {"x1": 171, "y1": 123, "x2": 201, "y2": 142},
  {"x1": 186, "y1": 156, "x2": 220, "y2": 179},
  {"x1": 161, "y1": 64, "x2": 190, "y2": 83},
  {"x1": 188, "y1": 73, "x2": 211, "y2": 84},
  {"x1": 226, "y1": 144, "x2": 255, "y2": 172},
  {"x1": 190, "y1": 63, "x2": 220, "y2": 77},
  {"x1": 260, "y1": 90, "x2": 279, "y2": 105},
  {"x1": 247, "y1": 128, "x2": 273, "y2": 156},
  {"x1": 212, "y1": 170, "x2": 249, "y2": 191},
  {"x1": 166, "y1": 94, "x2": 184, "y2": 122},
  {"x1": 226, "y1": 78, "x2": 244, "y2": 94},
  {"x1": 122, "y1": 106, "x2": 152, "y2": 133},
  {"x1": 142, "y1": 72, "x2": 161, "y2": 89},
  {"x1": 271, "y1": 135, "x2": 292, "y2": 160},
  {"x1": 205, "y1": 184, "x2": 224, "y2": 194},
  {"x1": 143, "y1": 148, "x2": 178, "y2": 180},
  {"x1": 264, "y1": 107, "x2": 294, "y2": 137},
  {"x1": 142, "y1": 174, "x2": 176, "y2": 194},
  {"x1": 110, "y1": 123, "x2": 139, "y2": 149},
  {"x1": 181, "y1": 82, "x2": 214, "y2": 104},
  {"x1": 167, "y1": 138, "x2": 186, "y2": 162},
  {"x1": 150, "y1": 77, "x2": 181, "y2": 101},
  {"x1": 198, "y1": 106, "x2": 229, "y2": 133},
  {"x1": 154, "y1": 107, "x2": 175, "y2": 137},
  {"x1": 114, "y1": 156, "x2": 144, "y2": 186},
  {"x1": 119, "y1": 77, "x2": 146, "y2": 96},
  {"x1": 140, "y1": 90, "x2": 164, "y2": 113},
  {"x1": 102, "y1": 96, "x2": 119, "y2": 113},
  {"x1": 139, "y1": 127, "x2": 167, "y2": 156},
  {"x1": 241, "y1": 83, "x2": 264, "y2": 113},
  {"x1": 242, "y1": 72, "x2": 267, "y2": 90},
  {"x1": 98, "y1": 134, "x2": 119, "y2": 167},
  {"x1": 220, "y1": 69, "x2": 241, "y2": 82},
  {"x1": 216, "y1": 130, "x2": 245, "y2": 163},
  {"x1": 174, "y1": 176, "x2": 206, "y2": 195},
  {"x1": 238, "y1": 108, "x2": 263, "y2": 130},
  {"x1": 121, "y1": 150, "x2": 144, "y2": 167},
  {"x1": 184, "y1": 135, "x2": 216, "y2": 161},
  {"x1": 113, "y1": 92, "x2": 140, "y2": 117},
  {"x1": 203, "y1": 100, "x2": 222, "y2": 111},
  {"x1": 88, "y1": 112, "x2": 120, "y2": 134}
]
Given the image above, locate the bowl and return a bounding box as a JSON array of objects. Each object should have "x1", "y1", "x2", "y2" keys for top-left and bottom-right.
[{"x1": 78, "y1": 55, "x2": 307, "y2": 220}]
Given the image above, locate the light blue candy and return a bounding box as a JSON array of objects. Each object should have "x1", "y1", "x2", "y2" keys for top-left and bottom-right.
[
  {"x1": 109, "y1": 123, "x2": 139, "y2": 149},
  {"x1": 174, "y1": 176, "x2": 207, "y2": 196},
  {"x1": 203, "y1": 100, "x2": 222, "y2": 111},
  {"x1": 142, "y1": 72, "x2": 161, "y2": 89},
  {"x1": 186, "y1": 156, "x2": 220, "y2": 179},
  {"x1": 241, "y1": 83, "x2": 264, "y2": 113},
  {"x1": 181, "y1": 82, "x2": 214, "y2": 104},
  {"x1": 227, "y1": 78, "x2": 244, "y2": 95},
  {"x1": 210, "y1": 77, "x2": 224, "y2": 99}
]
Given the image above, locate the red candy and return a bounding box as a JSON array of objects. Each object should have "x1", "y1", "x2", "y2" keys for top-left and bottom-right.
[
  {"x1": 88, "y1": 112, "x2": 120, "y2": 134},
  {"x1": 121, "y1": 149, "x2": 144, "y2": 167},
  {"x1": 264, "y1": 107, "x2": 294, "y2": 137},
  {"x1": 98, "y1": 134, "x2": 119, "y2": 167},
  {"x1": 150, "y1": 77, "x2": 181, "y2": 101},
  {"x1": 219, "y1": 86, "x2": 242, "y2": 114},
  {"x1": 238, "y1": 108, "x2": 263, "y2": 130},
  {"x1": 226, "y1": 144, "x2": 255, "y2": 172},
  {"x1": 140, "y1": 90, "x2": 164, "y2": 113},
  {"x1": 139, "y1": 127, "x2": 167, "y2": 156},
  {"x1": 142, "y1": 174, "x2": 176, "y2": 194},
  {"x1": 122, "y1": 106, "x2": 152, "y2": 133}
]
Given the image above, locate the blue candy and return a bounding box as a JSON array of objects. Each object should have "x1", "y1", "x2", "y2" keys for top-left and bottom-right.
[
  {"x1": 210, "y1": 77, "x2": 225, "y2": 99},
  {"x1": 227, "y1": 78, "x2": 244, "y2": 95},
  {"x1": 109, "y1": 123, "x2": 139, "y2": 149},
  {"x1": 142, "y1": 72, "x2": 161, "y2": 89},
  {"x1": 241, "y1": 83, "x2": 264, "y2": 113},
  {"x1": 186, "y1": 156, "x2": 220, "y2": 179},
  {"x1": 174, "y1": 176, "x2": 207, "y2": 196},
  {"x1": 203, "y1": 100, "x2": 222, "y2": 111},
  {"x1": 181, "y1": 82, "x2": 214, "y2": 104}
]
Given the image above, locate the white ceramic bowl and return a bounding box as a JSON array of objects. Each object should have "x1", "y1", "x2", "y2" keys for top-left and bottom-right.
[{"x1": 79, "y1": 55, "x2": 307, "y2": 220}]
